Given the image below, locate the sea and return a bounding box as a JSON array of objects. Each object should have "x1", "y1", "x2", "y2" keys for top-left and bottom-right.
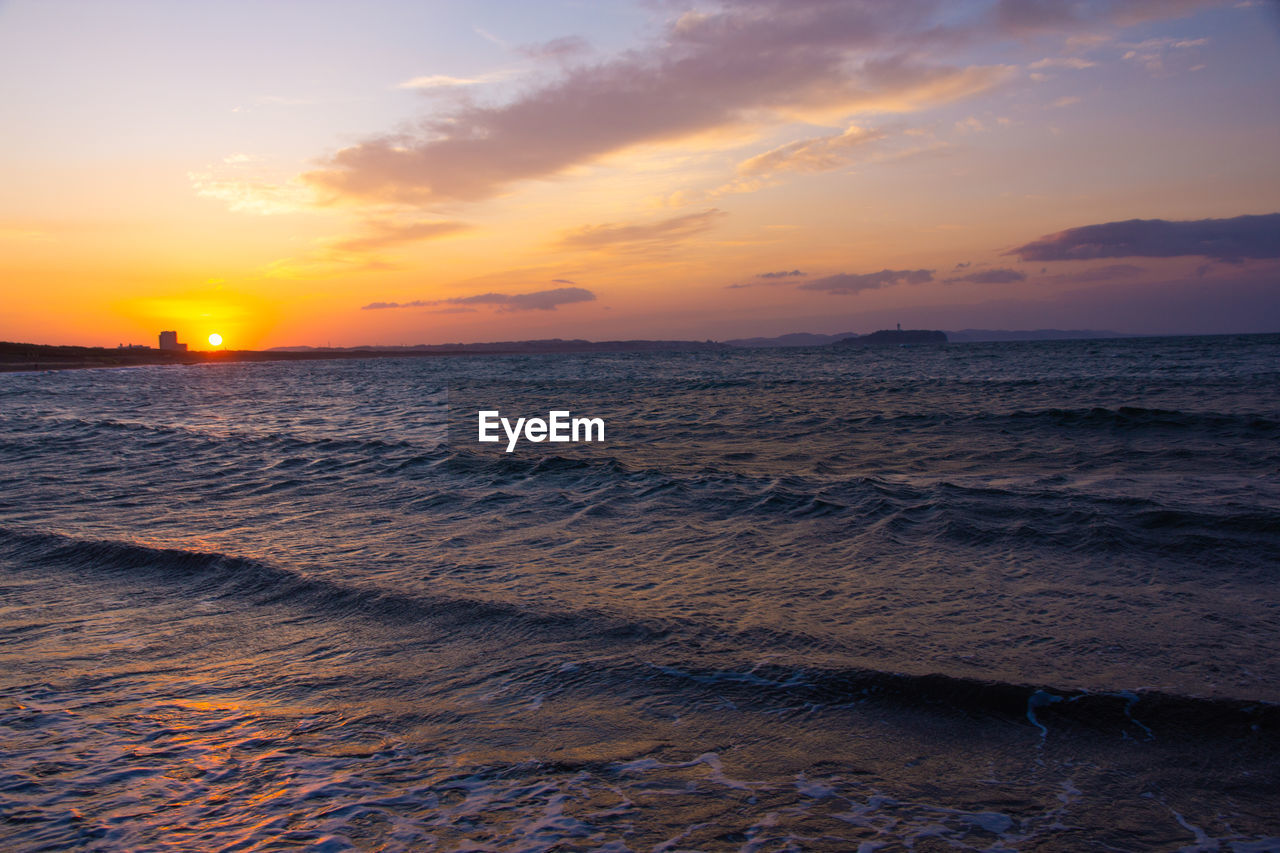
[{"x1": 1, "y1": 334, "x2": 1278, "y2": 851}]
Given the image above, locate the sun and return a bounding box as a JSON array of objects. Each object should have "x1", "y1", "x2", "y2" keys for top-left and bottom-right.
[{"x1": 208, "y1": 333, "x2": 223, "y2": 347}]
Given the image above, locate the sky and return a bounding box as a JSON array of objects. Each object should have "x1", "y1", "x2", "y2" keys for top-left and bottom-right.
[{"x1": 2, "y1": 0, "x2": 1278, "y2": 349}]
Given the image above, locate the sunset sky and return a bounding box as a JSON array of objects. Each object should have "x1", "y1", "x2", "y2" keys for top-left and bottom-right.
[{"x1": 2, "y1": 0, "x2": 1278, "y2": 349}]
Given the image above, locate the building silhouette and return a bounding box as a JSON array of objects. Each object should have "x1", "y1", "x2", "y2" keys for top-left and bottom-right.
[{"x1": 158, "y1": 330, "x2": 187, "y2": 352}]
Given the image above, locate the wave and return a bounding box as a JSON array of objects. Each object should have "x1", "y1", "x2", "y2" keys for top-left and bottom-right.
[
  {"x1": 4, "y1": 427, "x2": 1276, "y2": 565},
  {"x1": 0, "y1": 526, "x2": 674, "y2": 647},
  {"x1": 627, "y1": 661, "x2": 1280, "y2": 741},
  {"x1": 0, "y1": 412, "x2": 441, "y2": 454},
  {"x1": 3, "y1": 526, "x2": 1276, "y2": 742}
]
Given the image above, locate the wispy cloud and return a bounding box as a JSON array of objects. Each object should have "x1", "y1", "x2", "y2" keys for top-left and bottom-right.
[
  {"x1": 1029, "y1": 57, "x2": 1097, "y2": 69},
  {"x1": 799, "y1": 268, "x2": 934, "y2": 295},
  {"x1": 736, "y1": 126, "x2": 887, "y2": 178},
  {"x1": 556, "y1": 209, "x2": 725, "y2": 252},
  {"x1": 330, "y1": 220, "x2": 471, "y2": 254},
  {"x1": 189, "y1": 163, "x2": 313, "y2": 215},
  {"x1": 362, "y1": 286, "x2": 596, "y2": 312},
  {"x1": 1011, "y1": 214, "x2": 1280, "y2": 262},
  {"x1": 260, "y1": 219, "x2": 471, "y2": 278},
  {"x1": 1120, "y1": 36, "x2": 1210, "y2": 73},
  {"x1": 518, "y1": 36, "x2": 591, "y2": 62},
  {"x1": 473, "y1": 26, "x2": 508, "y2": 48},
  {"x1": 396, "y1": 74, "x2": 485, "y2": 90}
]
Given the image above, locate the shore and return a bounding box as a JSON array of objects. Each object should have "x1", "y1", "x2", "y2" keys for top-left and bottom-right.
[
  {"x1": 1, "y1": 339, "x2": 742, "y2": 372},
  {"x1": 0, "y1": 342, "x2": 485, "y2": 373}
]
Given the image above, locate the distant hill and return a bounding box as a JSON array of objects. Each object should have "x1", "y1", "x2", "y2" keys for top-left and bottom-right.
[{"x1": 833, "y1": 329, "x2": 947, "y2": 346}]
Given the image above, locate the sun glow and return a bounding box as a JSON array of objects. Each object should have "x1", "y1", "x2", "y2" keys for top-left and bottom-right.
[{"x1": 208, "y1": 333, "x2": 223, "y2": 346}]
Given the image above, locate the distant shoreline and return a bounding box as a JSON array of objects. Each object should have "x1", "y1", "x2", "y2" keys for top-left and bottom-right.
[
  {"x1": 3, "y1": 332, "x2": 1274, "y2": 374},
  {"x1": 0, "y1": 343, "x2": 499, "y2": 374},
  {"x1": 0, "y1": 340, "x2": 725, "y2": 373}
]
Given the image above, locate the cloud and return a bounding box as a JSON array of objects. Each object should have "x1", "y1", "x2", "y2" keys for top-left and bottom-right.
[
  {"x1": 303, "y1": 1, "x2": 1017, "y2": 206},
  {"x1": 261, "y1": 220, "x2": 470, "y2": 277},
  {"x1": 1119, "y1": 36, "x2": 1209, "y2": 74},
  {"x1": 945, "y1": 267, "x2": 1027, "y2": 284},
  {"x1": 189, "y1": 167, "x2": 313, "y2": 215},
  {"x1": 396, "y1": 74, "x2": 484, "y2": 90},
  {"x1": 726, "y1": 269, "x2": 809, "y2": 289},
  {"x1": 737, "y1": 126, "x2": 886, "y2": 177},
  {"x1": 519, "y1": 36, "x2": 591, "y2": 62},
  {"x1": 474, "y1": 26, "x2": 507, "y2": 48},
  {"x1": 1010, "y1": 214, "x2": 1280, "y2": 262},
  {"x1": 799, "y1": 268, "x2": 934, "y2": 294},
  {"x1": 329, "y1": 220, "x2": 470, "y2": 253},
  {"x1": 362, "y1": 286, "x2": 596, "y2": 312},
  {"x1": 551, "y1": 278, "x2": 576, "y2": 284},
  {"x1": 556, "y1": 209, "x2": 725, "y2": 252},
  {"x1": 1029, "y1": 57, "x2": 1097, "y2": 69}
]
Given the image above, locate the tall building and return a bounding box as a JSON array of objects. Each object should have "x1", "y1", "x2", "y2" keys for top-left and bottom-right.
[{"x1": 158, "y1": 330, "x2": 187, "y2": 352}]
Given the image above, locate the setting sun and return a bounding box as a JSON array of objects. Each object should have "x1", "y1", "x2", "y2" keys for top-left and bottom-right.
[{"x1": 208, "y1": 333, "x2": 222, "y2": 347}]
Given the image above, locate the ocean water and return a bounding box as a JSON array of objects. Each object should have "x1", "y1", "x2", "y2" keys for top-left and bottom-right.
[{"x1": 1, "y1": 335, "x2": 1278, "y2": 851}]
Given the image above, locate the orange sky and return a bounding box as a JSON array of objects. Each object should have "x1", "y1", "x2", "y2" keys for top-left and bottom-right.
[{"x1": 2, "y1": 0, "x2": 1278, "y2": 349}]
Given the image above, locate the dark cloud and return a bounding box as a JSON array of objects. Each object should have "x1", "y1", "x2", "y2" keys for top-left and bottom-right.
[
  {"x1": 799, "y1": 268, "x2": 934, "y2": 294},
  {"x1": 451, "y1": 287, "x2": 597, "y2": 310},
  {"x1": 1011, "y1": 213, "x2": 1280, "y2": 263},
  {"x1": 362, "y1": 286, "x2": 596, "y2": 312},
  {"x1": 362, "y1": 301, "x2": 417, "y2": 310},
  {"x1": 303, "y1": 1, "x2": 1017, "y2": 205},
  {"x1": 727, "y1": 268, "x2": 809, "y2": 289},
  {"x1": 551, "y1": 278, "x2": 576, "y2": 284},
  {"x1": 945, "y1": 267, "x2": 1027, "y2": 284},
  {"x1": 556, "y1": 209, "x2": 725, "y2": 251},
  {"x1": 330, "y1": 220, "x2": 470, "y2": 253}
]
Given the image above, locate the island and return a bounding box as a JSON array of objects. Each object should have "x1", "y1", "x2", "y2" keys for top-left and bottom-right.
[{"x1": 832, "y1": 329, "x2": 948, "y2": 346}]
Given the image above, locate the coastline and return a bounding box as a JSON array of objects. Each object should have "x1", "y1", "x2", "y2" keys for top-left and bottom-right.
[
  {"x1": 0, "y1": 340, "x2": 725, "y2": 373},
  {"x1": 0, "y1": 343, "x2": 483, "y2": 373}
]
